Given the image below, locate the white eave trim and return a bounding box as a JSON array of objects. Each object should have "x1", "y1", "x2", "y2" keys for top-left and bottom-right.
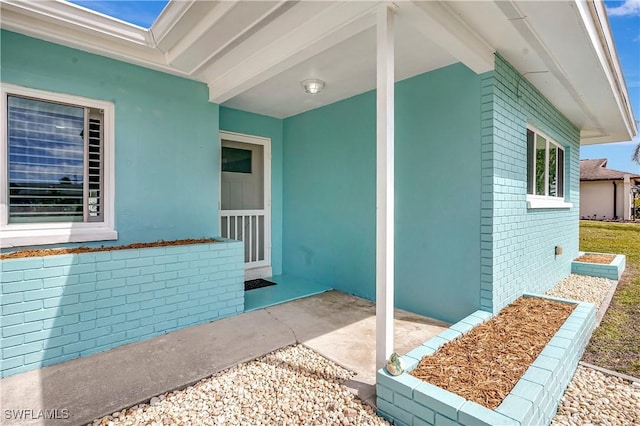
[
  {"x1": 1, "y1": 0, "x2": 151, "y2": 46},
  {"x1": 0, "y1": 0, "x2": 199, "y2": 80},
  {"x1": 577, "y1": 0, "x2": 637, "y2": 142}
]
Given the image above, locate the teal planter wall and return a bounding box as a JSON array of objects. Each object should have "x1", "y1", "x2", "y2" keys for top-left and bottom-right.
[
  {"x1": 283, "y1": 64, "x2": 482, "y2": 322},
  {"x1": 0, "y1": 30, "x2": 220, "y2": 248},
  {"x1": 219, "y1": 107, "x2": 284, "y2": 275},
  {"x1": 0, "y1": 240, "x2": 244, "y2": 378},
  {"x1": 377, "y1": 297, "x2": 596, "y2": 426}
]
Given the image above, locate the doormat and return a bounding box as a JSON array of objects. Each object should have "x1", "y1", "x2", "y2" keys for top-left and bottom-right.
[{"x1": 244, "y1": 278, "x2": 277, "y2": 291}]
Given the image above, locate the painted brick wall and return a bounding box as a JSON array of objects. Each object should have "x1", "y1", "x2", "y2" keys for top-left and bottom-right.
[
  {"x1": 480, "y1": 55, "x2": 581, "y2": 313},
  {"x1": 0, "y1": 240, "x2": 244, "y2": 378}
]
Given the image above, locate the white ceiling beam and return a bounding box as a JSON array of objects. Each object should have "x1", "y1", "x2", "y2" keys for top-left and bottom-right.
[
  {"x1": 188, "y1": 1, "x2": 300, "y2": 77},
  {"x1": 399, "y1": 1, "x2": 494, "y2": 75},
  {"x1": 150, "y1": 0, "x2": 197, "y2": 48},
  {"x1": 206, "y1": 1, "x2": 380, "y2": 104},
  {"x1": 162, "y1": 1, "x2": 239, "y2": 69}
]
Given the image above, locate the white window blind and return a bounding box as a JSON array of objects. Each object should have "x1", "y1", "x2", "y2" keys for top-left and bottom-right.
[
  {"x1": 87, "y1": 110, "x2": 104, "y2": 221},
  {"x1": 7, "y1": 95, "x2": 104, "y2": 223}
]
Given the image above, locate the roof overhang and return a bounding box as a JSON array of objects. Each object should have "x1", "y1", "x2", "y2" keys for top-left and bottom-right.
[{"x1": 0, "y1": 0, "x2": 636, "y2": 145}]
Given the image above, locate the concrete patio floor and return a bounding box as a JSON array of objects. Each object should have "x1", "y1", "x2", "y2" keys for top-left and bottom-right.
[{"x1": 0, "y1": 290, "x2": 448, "y2": 425}]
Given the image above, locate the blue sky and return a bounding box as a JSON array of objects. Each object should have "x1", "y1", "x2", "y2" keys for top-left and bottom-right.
[
  {"x1": 67, "y1": 1, "x2": 168, "y2": 28},
  {"x1": 68, "y1": 0, "x2": 639, "y2": 174}
]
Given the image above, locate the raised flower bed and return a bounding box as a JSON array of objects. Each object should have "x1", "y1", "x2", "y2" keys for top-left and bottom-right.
[
  {"x1": 571, "y1": 251, "x2": 626, "y2": 280},
  {"x1": 376, "y1": 294, "x2": 596, "y2": 426},
  {"x1": 1, "y1": 238, "x2": 244, "y2": 378}
]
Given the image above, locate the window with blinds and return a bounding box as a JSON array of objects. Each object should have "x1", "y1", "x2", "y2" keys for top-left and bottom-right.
[{"x1": 7, "y1": 95, "x2": 104, "y2": 224}]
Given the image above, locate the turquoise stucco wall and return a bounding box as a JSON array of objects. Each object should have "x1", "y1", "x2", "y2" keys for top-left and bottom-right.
[
  {"x1": 395, "y1": 66, "x2": 482, "y2": 322},
  {"x1": 283, "y1": 64, "x2": 482, "y2": 322},
  {"x1": 283, "y1": 90, "x2": 377, "y2": 299},
  {"x1": 219, "y1": 107, "x2": 284, "y2": 275},
  {"x1": 479, "y1": 55, "x2": 581, "y2": 313},
  {"x1": 0, "y1": 30, "x2": 220, "y2": 247}
]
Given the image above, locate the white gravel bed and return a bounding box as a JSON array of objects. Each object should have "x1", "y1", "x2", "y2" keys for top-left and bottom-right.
[
  {"x1": 552, "y1": 366, "x2": 640, "y2": 425},
  {"x1": 546, "y1": 274, "x2": 612, "y2": 308},
  {"x1": 89, "y1": 344, "x2": 389, "y2": 426},
  {"x1": 548, "y1": 274, "x2": 640, "y2": 425}
]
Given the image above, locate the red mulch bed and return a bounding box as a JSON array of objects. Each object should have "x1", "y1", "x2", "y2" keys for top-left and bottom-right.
[
  {"x1": 0, "y1": 238, "x2": 218, "y2": 260},
  {"x1": 410, "y1": 297, "x2": 574, "y2": 409}
]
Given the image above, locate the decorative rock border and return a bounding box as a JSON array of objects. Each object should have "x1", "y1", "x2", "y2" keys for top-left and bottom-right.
[
  {"x1": 571, "y1": 252, "x2": 626, "y2": 280},
  {"x1": 376, "y1": 294, "x2": 596, "y2": 426}
]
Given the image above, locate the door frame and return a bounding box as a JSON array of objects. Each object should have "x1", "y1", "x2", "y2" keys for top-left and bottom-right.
[{"x1": 219, "y1": 130, "x2": 272, "y2": 280}]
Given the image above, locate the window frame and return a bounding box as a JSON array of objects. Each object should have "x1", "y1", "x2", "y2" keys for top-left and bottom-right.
[
  {"x1": 526, "y1": 125, "x2": 572, "y2": 209},
  {"x1": 1, "y1": 84, "x2": 117, "y2": 247}
]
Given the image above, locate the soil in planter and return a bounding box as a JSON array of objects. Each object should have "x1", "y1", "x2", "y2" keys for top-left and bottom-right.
[
  {"x1": 410, "y1": 297, "x2": 574, "y2": 410},
  {"x1": 574, "y1": 254, "x2": 615, "y2": 264},
  {"x1": 0, "y1": 238, "x2": 218, "y2": 260}
]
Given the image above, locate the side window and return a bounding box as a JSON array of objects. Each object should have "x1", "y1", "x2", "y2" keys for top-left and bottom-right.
[{"x1": 526, "y1": 127, "x2": 565, "y2": 199}]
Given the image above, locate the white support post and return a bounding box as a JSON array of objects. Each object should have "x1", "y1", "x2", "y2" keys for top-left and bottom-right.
[
  {"x1": 376, "y1": 3, "x2": 395, "y2": 371},
  {"x1": 623, "y1": 175, "x2": 631, "y2": 220}
]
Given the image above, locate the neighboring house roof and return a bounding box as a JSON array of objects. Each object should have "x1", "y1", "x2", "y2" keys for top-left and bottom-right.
[
  {"x1": 0, "y1": 0, "x2": 636, "y2": 143},
  {"x1": 580, "y1": 159, "x2": 640, "y2": 181}
]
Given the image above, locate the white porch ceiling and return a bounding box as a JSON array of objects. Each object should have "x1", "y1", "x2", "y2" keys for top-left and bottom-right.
[
  {"x1": 222, "y1": 24, "x2": 458, "y2": 118},
  {"x1": 0, "y1": 0, "x2": 635, "y2": 144}
]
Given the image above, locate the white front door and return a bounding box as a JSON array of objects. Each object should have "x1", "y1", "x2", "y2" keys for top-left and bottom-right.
[{"x1": 220, "y1": 131, "x2": 271, "y2": 279}]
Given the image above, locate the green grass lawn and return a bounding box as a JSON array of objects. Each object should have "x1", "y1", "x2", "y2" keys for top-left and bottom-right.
[{"x1": 579, "y1": 221, "x2": 640, "y2": 377}]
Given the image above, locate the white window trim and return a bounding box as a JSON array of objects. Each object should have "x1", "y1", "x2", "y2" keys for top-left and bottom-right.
[
  {"x1": 526, "y1": 125, "x2": 571, "y2": 210},
  {"x1": 527, "y1": 195, "x2": 573, "y2": 209},
  {"x1": 0, "y1": 83, "x2": 117, "y2": 248}
]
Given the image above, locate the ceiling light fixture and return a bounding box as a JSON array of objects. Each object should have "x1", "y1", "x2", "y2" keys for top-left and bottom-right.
[{"x1": 301, "y1": 79, "x2": 325, "y2": 94}]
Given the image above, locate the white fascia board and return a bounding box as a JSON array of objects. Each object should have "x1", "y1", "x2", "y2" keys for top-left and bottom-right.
[
  {"x1": 400, "y1": 0, "x2": 494, "y2": 75},
  {"x1": 575, "y1": 0, "x2": 637, "y2": 141},
  {"x1": 206, "y1": 1, "x2": 381, "y2": 104},
  {"x1": 1, "y1": 0, "x2": 150, "y2": 46},
  {"x1": 0, "y1": 1, "x2": 196, "y2": 80},
  {"x1": 580, "y1": 131, "x2": 636, "y2": 145}
]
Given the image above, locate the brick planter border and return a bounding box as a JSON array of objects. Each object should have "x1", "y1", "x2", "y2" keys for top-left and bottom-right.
[
  {"x1": 376, "y1": 294, "x2": 596, "y2": 426},
  {"x1": 571, "y1": 252, "x2": 626, "y2": 280},
  {"x1": 1, "y1": 238, "x2": 244, "y2": 378}
]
